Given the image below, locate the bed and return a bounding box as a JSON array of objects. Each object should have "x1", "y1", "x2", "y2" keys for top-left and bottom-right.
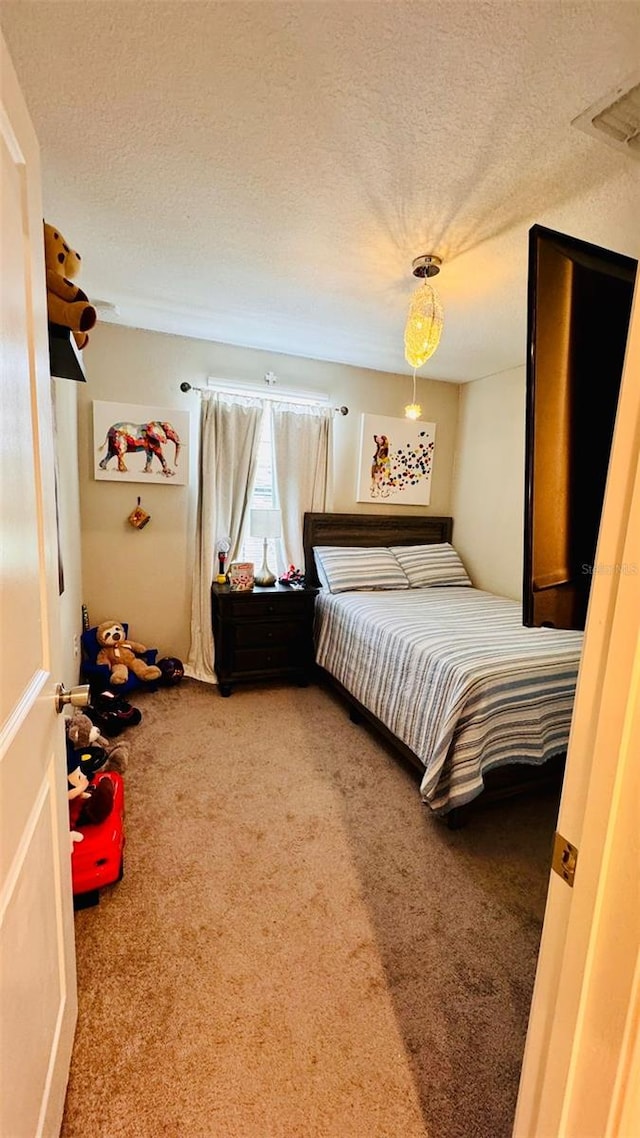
[{"x1": 303, "y1": 512, "x2": 584, "y2": 825}]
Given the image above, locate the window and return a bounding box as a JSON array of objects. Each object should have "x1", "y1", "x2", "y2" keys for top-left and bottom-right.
[
  {"x1": 206, "y1": 379, "x2": 330, "y2": 572},
  {"x1": 241, "y1": 407, "x2": 277, "y2": 568}
]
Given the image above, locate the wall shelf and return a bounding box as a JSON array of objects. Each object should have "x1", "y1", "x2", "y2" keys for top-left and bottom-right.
[{"x1": 48, "y1": 323, "x2": 86, "y2": 382}]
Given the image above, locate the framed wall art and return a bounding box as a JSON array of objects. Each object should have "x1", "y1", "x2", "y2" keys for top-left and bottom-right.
[
  {"x1": 357, "y1": 413, "x2": 436, "y2": 506},
  {"x1": 93, "y1": 401, "x2": 189, "y2": 485}
]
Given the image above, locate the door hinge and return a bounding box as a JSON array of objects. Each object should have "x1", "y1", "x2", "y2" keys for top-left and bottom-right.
[{"x1": 552, "y1": 831, "x2": 578, "y2": 887}]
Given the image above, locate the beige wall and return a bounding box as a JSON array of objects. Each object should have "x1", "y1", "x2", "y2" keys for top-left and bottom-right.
[
  {"x1": 451, "y1": 366, "x2": 526, "y2": 600},
  {"x1": 53, "y1": 376, "x2": 84, "y2": 686},
  {"x1": 77, "y1": 323, "x2": 460, "y2": 660}
]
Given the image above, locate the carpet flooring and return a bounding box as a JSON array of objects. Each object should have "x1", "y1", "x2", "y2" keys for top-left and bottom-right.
[{"x1": 61, "y1": 679, "x2": 560, "y2": 1138}]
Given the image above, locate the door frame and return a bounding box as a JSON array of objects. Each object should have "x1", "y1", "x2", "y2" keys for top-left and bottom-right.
[{"x1": 514, "y1": 280, "x2": 639, "y2": 1135}]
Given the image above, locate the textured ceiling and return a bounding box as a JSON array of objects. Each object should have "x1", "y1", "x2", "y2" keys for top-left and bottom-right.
[{"x1": 2, "y1": 1, "x2": 639, "y2": 381}]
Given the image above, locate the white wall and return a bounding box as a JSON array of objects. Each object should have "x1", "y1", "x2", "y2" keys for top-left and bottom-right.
[
  {"x1": 77, "y1": 323, "x2": 460, "y2": 661},
  {"x1": 53, "y1": 376, "x2": 84, "y2": 686},
  {"x1": 451, "y1": 366, "x2": 526, "y2": 600}
]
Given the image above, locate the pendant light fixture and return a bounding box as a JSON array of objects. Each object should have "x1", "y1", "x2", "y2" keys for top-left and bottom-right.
[
  {"x1": 403, "y1": 253, "x2": 444, "y2": 420},
  {"x1": 404, "y1": 373, "x2": 422, "y2": 420},
  {"x1": 404, "y1": 254, "x2": 443, "y2": 368}
]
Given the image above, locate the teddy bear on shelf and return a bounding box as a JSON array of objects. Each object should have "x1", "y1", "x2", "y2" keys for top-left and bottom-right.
[
  {"x1": 66, "y1": 708, "x2": 129, "y2": 774},
  {"x1": 96, "y1": 621, "x2": 162, "y2": 686},
  {"x1": 43, "y1": 221, "x2": 97, "y2": 350}
]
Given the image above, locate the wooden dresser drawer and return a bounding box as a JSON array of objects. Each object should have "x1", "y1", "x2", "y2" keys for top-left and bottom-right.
[
  {"x1": 233, "y1": 646, "x2": 297, "y2": 673},
  {"x1": 233, "y1": 620, "x2": 302, "y2": 649},
  {"x1": 225, "y1": 593, "x2": 312, "y2": 620}
]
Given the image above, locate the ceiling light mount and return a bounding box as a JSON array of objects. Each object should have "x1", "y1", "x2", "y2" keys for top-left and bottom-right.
[{"x1": 411, "y1": 254, "x2": 442, "y2": 279}]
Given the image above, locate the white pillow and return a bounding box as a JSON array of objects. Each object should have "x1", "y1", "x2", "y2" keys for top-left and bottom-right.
[
  {"x1": 389, "y1": 543, "x2": 472, "y2": 588},
  {"x1": 313, "y1": 546, "x2": 409, "y2": 593}
]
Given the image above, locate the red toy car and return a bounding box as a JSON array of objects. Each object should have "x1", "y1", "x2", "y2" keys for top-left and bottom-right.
[{"x1": 71, "y1": 771, "x2": 125, "y2": 909}]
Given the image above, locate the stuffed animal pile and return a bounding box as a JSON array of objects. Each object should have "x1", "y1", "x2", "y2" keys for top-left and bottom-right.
[
  {"x1": 65, "y1": 694, "x2": 137, "y2": 898},
  {"x1": 43, "y1": 221, "x2": 97, "y2": 350},
  {"x1": 67, "y1": 708, "x2": 129, "y2": 774},
  {"x1": 66, "y1": 618, "x2": 183, "y2": 905}
]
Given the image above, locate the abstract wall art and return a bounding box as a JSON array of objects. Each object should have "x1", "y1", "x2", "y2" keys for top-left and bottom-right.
[{"x1": 356, "y1": 413, "x2": 436, "y2": 506}]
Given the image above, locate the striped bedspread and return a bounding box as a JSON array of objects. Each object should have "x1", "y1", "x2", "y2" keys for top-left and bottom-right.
[{"x1": 314, "y1": 587, "x2": 584, "y2": 814}]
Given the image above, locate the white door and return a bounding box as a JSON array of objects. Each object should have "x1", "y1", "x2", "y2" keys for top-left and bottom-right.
[
  {"x1": 1, "y1": 33, "x2": 77, "y2": 1138},
  {"x1": 514, "y1": 282, "x2": 640, "y2": 1133}
]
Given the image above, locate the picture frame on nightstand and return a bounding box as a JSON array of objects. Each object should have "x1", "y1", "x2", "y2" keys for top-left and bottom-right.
[{"x1": 228, "y1": 562, "x2": 254, "y2": 591}]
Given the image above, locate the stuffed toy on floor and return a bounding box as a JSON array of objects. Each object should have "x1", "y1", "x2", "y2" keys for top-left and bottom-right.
[
  {"x1": 96, "y1": 621, "x2": 162, "y2": 686},
  {"x1": 66, "y1": 708, "x2": 129, "y2": 773},
  {"x1": 85, "y1": 691, "x2": 142, "y2": 736},
  {"x1": 43, "y1": 221, "x2": 97, "y2": 350},
  {"x1": 67, "y1": 757, "x2": 115, "y2": 841}
]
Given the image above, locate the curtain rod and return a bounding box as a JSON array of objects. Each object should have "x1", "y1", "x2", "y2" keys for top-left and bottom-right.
[{"x1": 179, "y1": 381, "x2": 348, "y2": 416}]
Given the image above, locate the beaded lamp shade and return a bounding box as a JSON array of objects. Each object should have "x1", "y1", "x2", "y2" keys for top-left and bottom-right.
[{"x1": 403, "y1": 255, "x2": 444, "y2": 369}]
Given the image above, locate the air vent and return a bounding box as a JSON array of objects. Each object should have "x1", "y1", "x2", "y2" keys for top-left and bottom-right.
[{"x1": 572, "y1": 72, "x2": 640, "y2": 160}]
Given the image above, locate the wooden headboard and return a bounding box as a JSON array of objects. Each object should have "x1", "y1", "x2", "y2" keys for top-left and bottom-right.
[{"x1": 303, "y1": 512, "x2": 453, "y2": 587}]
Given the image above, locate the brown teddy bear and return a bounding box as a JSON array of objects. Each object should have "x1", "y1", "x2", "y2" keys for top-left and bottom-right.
[
  {"x1": 43, "y1": 221, "x2": 97, "y2": 350},
  {"x1": 67, "y1": 709, "x2": 129, "y2": 774},
  {"x1": 96, "y1": 621, "x2": 162, "y2": 686}
]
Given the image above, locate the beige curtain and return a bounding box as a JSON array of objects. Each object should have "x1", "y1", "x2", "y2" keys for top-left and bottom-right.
[
  {"x1": 186, "y1": 393, "x2": 264, "y2": 682},
  {"x1": 272, "y1": 403, "x2": 333, "y2": 573}
]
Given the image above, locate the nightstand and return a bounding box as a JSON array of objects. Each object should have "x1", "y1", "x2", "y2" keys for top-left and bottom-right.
[{"x1": 211, "y1": 583, "x2": 318, "y2": 696}]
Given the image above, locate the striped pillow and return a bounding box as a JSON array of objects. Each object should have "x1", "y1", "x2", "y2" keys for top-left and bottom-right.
[
  {"x1": 389, "y1": 543, "x2": 472, "y2": 588},
  {"x1": 313, "y1": 547, "x2": 409, "y2": 593}
]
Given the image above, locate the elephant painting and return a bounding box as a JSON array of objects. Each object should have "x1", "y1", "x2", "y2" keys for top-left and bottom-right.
[{"x1": 98, "y1": 420, "x2": 181, "y2": 477}]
